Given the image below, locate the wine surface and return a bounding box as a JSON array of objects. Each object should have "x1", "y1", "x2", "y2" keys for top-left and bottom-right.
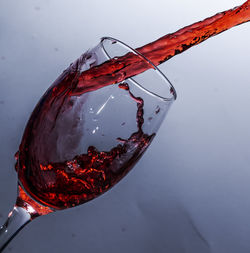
[{"x1": 16, "y1": 1, "x2": 250, "y2": 211}]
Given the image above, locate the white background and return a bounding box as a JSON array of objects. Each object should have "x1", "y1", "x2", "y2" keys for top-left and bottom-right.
[{"x1": 0, "y1": 0, "x2": 249, "y2": 252}]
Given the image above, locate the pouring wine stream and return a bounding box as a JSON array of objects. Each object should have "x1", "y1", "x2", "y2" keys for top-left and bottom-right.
[
  {"x1": 73, "y1": 0, "x2": 250, "y2": 95},
  {"x1": 0, "y1": 1, "x2": 249, "y2": 251}
]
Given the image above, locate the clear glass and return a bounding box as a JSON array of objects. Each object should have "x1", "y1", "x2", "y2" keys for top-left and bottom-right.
[{"x1": 0, "y1": 37, "x2": 176, "y2": 251}]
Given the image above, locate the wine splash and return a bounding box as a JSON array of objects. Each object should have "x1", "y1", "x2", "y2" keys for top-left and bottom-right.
[
  {"x1": 18, "y1": 82, "x2": 154, "y2": 209},
  {"x1": 16, "y1": 1, "x2": 249, "y2": 211}
]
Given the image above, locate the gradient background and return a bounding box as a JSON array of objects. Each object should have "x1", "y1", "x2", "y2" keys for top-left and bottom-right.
[{"x1": 0, "y1": 0, "x2": 249, "y2": 252}]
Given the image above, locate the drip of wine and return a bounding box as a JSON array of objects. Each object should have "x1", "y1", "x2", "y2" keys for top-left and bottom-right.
[{"x1": 16, "y1": 1, "x2": 250, "y2": 211}]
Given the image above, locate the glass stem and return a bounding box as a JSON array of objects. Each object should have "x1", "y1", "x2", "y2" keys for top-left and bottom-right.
[{"x1": 0, "y1": 206, "x2": 31, "y2": 252}]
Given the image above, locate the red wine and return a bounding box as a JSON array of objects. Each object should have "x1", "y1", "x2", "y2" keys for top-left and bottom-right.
[
  {"x1": 73, "y1": 1, "x2": 250, "y2": 96},
  {"x1": 16, "y1": 1, "x2": 250, "y2": 211},
  {"x1": 17, "y1": 82, "x2": 154, "y2": 209},
  {"x1": 16, "y1": 185, "x2": 52, "y2": 217}
]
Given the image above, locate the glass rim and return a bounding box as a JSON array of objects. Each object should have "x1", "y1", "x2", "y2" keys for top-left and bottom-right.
[{"x1": 100, "y1": 36, "x2": 177, "y2": 101}]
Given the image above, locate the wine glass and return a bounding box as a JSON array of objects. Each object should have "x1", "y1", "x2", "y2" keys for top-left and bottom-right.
[{"x1": 0, "y1": 37, "x2": 176, "y2": 251}]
